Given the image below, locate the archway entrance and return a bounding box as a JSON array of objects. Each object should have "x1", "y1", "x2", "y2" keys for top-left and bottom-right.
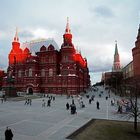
[{"x1": 27, "y1": 87, "x2": 33, "y2": 95}]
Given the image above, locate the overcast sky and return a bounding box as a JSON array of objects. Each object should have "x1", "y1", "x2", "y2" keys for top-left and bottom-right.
[{"x1": 0, "y1": 0, "x2": 140, "y2": 84}]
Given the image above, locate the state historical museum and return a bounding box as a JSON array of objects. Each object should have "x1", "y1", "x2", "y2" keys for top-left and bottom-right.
[{"x1": 3, "y1": 19, "x2": 90, "y2": 95}]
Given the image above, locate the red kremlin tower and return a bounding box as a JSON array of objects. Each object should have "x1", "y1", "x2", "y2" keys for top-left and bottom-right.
[
  {"x1": 112, "y1": 41, "x2": 121, "y2": 72},
  {"x1": 132, "y1": 24, "x2": 140, "y2": 78},
  {"x1": 3, "y1": 19, "x2": 90, "y2": 96},
  {"x1": 9, "y1": 28, "x2": 31, "y2": 65}
]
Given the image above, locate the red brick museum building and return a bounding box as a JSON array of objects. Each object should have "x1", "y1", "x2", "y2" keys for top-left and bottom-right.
[{"x1": 3, "y1": 19, "x2": 90, "y2": 95}]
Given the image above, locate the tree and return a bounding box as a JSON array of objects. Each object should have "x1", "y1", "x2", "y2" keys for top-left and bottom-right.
[{"x1": 125, "y1": 81, "x2": 140, "y2": 133}]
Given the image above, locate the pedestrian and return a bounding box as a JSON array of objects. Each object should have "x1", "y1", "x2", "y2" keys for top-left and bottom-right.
[
  {"x1": 24, "y1": 98, "x2": 28, "y2": 105},
  {"x1": 96, "y1": 101, "x2": 100, "y2": 109},
  {"x1": 91, "y1": 95, "x2": 94, "y2": 101},
  {"x1": 80, "y1": 101, "x2": 85, "y2": 108},
  {"x1": 70, "y1": 103, "x2": 76, "y2": 114},
  {"x1": 1, "y1": 98, "x2": 4, "y2": 103},
  {"x1": 47, "y1": 99, "x2": 51, "y2": 107},
  {"x1": 66, "y1": 102, "x2": 70, "y2": 110},
  {"x1": 118, "y1": 105, "x2": 122, "y2": 113},
  {"x1": 27, "y1": 98, "x2": 30, "y2": 105},
  {"x1": 53, "y1": 96, "x2": 55, "y2": 101},
  {"x1": 5, "y1": 127, "x2": 13, "y2": 140},
  {"x1": 42, "y1": 99, "x2": 46, "y2": 107},
  {"x1": 72, "y1": 99, "x2": 74, "y2": 104},
  {"x1": 29, "y1": 99, "x2": 32, "y2": 106},
  {"x1": 89, "y1": 98, "x2": 92, "y2": 104}
]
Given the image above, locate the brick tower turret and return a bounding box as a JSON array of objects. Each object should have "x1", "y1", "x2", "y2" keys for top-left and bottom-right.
[
  {"x1": 112, "y1": 41, "x2": 121, "y2": 72},
  {"x1": 132, "y1": 24, "x2": 140, "y2": 77}
]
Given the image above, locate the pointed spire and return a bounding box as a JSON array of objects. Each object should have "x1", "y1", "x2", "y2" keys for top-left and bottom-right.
[
  {"x1": 65, "y1": 17, "x2": 71, "y2": 34},
  {"x1": 115, "y1": 40, "x2": 118, "y2": 55},
  {"x1": 137, "y1": 24, "x2": 140, "y2": 39},
  {"x1": 14, "y1": 27, "x2": 19, "y2": 42}
]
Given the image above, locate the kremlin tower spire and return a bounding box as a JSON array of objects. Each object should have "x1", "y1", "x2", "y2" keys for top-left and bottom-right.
[
  {"x1": 63, "y1": 17, "x2": 73, "y2": 46},
  {"x1": 12, "y1": 28, "x2": 20, "y2": 50},
  {"x1": 65, "y1": 17, "x2": 71, "y2": 34},
  {"x1": 112, "y1": 40, "x2": 121, "y2": 72},
  {"x1": 14, "y1": 27, "x2": 19, "y2": 42}
]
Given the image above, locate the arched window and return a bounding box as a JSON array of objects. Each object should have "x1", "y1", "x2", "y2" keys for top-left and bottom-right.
[
  {"x1": 29, "y1": 68, "x2": 32, "y2": 77},
  {"x1": 41, "y1": 69, "x2": 45, "y2": 77},
  {"x1": 49, "y1": 68, "x2": 53, "y2": 77},
  {"x1": 18, "y1": 70, "x2": 22, "y2": 77}
]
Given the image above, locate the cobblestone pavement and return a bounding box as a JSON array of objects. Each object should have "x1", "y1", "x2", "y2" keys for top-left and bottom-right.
[{"x1": 0, "y1": 86, "x2": 132, "y2": 140}]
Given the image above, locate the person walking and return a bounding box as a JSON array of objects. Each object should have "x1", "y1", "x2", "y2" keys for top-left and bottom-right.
[
  {"x1": 47, "y1": 99, "x2": 51, "y2": 107},
  {"x1": 89, "y1": 98, "x2": 92, "y2": 104},
  {"x1": 96, "y1": 101, "x2": 100, "y2": 109},
  {"x1": 29, "y1": 99, "x2": 32, "y2": 106},
  {"x1": 42, "y1": 99, "x2": 46, "y2": 107},
  {"x1": 66, "y1": 102, "x2": 70, "y2": 110},
  {"x1": 5, "y1": 127, "x2": 13, "y2": 140}
]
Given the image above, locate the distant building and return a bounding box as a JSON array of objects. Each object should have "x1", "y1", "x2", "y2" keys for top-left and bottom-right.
[
  {"x1": 122, "y1": 61, "x2": 133, "y2": 84},
  {"x1": 3, "y1": 19, "x2": 90, "y2": 95}
]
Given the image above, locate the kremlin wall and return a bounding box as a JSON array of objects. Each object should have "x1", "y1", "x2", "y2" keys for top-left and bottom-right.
[{"x1": 102, "y1": 24, "x2": 140, "y2": 94}]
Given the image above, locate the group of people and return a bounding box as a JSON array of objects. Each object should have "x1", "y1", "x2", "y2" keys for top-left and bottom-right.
[
  {"x1": 24, "y1": 98, "x2": 32, "y2": 105},
  {"x1": 42, "y1": 95, "x2": 55, "y2": 107},
  {"x1": 116, "y1": 99, "x2": 132, "y2": 114},
  {"x1": 88, "y1": 95, "x2": 95, "y2": 104},
  {"x1": 66, "y1": 101, "x2": 77, "y2": 114}
]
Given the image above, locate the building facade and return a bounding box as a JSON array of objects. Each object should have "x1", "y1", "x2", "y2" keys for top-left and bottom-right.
[
  {"x1": 3, "y1": 19, "x2": 90, "y2": 95},
  {"x1": 122, "y1": 61, "x2": 134, "y2": 84},
  {"x1": 0, "y1": 70, "x2": 4, "y2": 90}
]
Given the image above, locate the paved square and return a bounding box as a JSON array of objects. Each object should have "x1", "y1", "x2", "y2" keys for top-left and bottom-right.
[{"x1": 0, "y1": 86, "x2": 131, "y2": 140}]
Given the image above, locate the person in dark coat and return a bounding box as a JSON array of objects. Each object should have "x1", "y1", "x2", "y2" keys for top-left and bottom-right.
[
  {"x1": 96, "y1": 101, "x2": 100, "y2": 109},
  {"x1": 70, "y1": 103, "x2": 77, "y2": 114},
  {"x1": 66, "y1": 102, "x2": 70, "y2": 110},
  {"x1": 5, "y1": 127, "x2": 13, "y2": 140},
  {"x1": 89, "y1": 99, "x2": 92, "y2": 104},
  {"x1": 72, "y1": 99, "x2": 74, "y2": 104},
  {"x1": 47, "y1": 99, "x2": 51, "y2": 107}
]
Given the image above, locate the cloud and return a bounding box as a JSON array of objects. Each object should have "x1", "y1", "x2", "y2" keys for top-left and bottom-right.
[
  {"x1": 91, "y1": 5, "x2": 115, "y2": 18},
  {"x1": 0, "y1": 0, "x2": 139, "y2": 83},
  {"x1": 19, "y1": 30, "x2": 34, "y2": 39},
  {"x1": 32, "y1": 28, "x2": 58, "y2": 39}
]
